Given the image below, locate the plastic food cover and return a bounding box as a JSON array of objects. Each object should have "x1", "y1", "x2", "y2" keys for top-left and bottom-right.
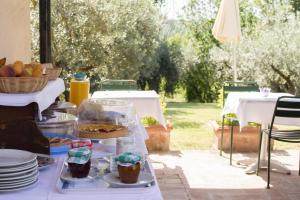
[
  {"x1": 77, "y1": 99, "x2": 136, "y2": 126},
  {"x1": 37, "y1": 112, "x2": 78, "y2": 137}
]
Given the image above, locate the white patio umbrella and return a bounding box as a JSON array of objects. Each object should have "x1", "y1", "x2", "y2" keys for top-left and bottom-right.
[{"x1": 212, "y1": 0, "x2": 242, "y2": 81}]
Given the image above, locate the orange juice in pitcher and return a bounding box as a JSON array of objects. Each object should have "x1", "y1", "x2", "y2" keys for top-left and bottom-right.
[{"x1": 69, "y1": 72, "x2": 90, "y2": 107}]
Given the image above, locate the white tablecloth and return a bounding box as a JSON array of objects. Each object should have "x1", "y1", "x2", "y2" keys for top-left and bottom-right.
[
  {"x1": 0, "y1": 78, "x2": 65, "y2": 120},
  {"x1": 92, "y1": 90, "x2": 166, "y2": 127},
  {"x1": 222, "y1": 92, "x2": 298, "y2": 127},
  {"x1": 1, "y1": 123, "x2": 163, "y2": 200}
]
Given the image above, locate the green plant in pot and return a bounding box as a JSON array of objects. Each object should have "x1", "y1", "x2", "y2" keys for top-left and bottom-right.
[{"x1": 142, "y1": 116, "x2": 159, "y2": 126}]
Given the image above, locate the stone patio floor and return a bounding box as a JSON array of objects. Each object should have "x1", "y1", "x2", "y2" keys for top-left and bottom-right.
[{"x1": 150, "y1": 150, "x2": 300, "y2": 200}]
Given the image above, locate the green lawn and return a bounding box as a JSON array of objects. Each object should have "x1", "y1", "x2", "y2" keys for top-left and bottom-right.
[
  {"x1": 165, "y1": 95, "x2": 300, "y2": 150},
  {"x1": 164, "y1": 95, "x2": 222, "y2": 150}
]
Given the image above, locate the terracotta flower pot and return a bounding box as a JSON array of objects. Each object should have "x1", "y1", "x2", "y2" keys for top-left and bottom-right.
[
  {"x1": 209, "y1": 120, "x2": 273, "y2": 153},
  {"x1": 145, "y1": 123, "x2": 172, "y2": 152}
]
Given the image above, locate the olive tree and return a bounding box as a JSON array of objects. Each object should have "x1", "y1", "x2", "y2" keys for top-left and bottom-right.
[
  {"x1": 31, "y1": 0, "x2": 161, "y2": 91},
  {"x1": 210, "y1": 5, "x2": 300, "y2": 94}
]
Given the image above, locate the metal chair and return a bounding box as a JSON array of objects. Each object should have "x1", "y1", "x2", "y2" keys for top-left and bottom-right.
[
  {"x1": 220, "y1": 81, "x2": 259, "y2": 165},
  {"x1": 100, "y1": 80, "x2": 139, "y2": 91},
  {"x1": 256, "y1": 96, "x2": 300, "y2": 189}
]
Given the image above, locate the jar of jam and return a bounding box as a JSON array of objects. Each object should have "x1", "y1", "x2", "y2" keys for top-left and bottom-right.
[
  {"x1": 67, "y1": 147, "x2": 92, "y2": 178},
  {"x1": 115, "y1": 152, "x2": 142, "y2": 183}
]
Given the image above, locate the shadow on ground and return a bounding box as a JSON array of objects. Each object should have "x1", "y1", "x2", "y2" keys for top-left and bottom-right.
[
  {"x1": 151, "y1": 150, "x2": 300, "y2": 200},
  {"x1": 190, "y1": 169, "x2": 300, "y2": 200}
]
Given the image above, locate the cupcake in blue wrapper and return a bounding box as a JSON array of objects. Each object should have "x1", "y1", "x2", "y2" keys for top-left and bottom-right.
[
  {"x1": 115, "y1": 152, "x2": 142, "y2": 183},
  {"x1": 68, "y1": 147, "x2": 92, "y2": 178}
]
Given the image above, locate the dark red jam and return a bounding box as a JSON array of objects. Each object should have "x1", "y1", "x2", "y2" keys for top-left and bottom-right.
[{"x1": 68, "y1": 160, "x2": 91, "y2": 178}]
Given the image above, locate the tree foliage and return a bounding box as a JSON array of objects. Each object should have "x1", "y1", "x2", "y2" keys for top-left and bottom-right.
[
  {"x1": 29, "y1": 0, "x2": 300, "y2": 101},
  {"x1": 31, "y1": 0, "x2": 161, "y2": 91},
  {"x1": 210, "y1": 3, "x2": 300, "y2": 94},
  {"x1": 138, "y1": 38, "x2": 182, "y2": 96},
  {"x1": 180, "y1": 0, "x2": 221, "y2": 102},
  {"x1": 184, "y1": 61, "x2": 220, "y2": 102},
  {"x1": 138, "y1": 19, "x2": 186, "y2": 96},
  {"x1": 290, "y1": 0, "x2": 300, "y2": 13}
]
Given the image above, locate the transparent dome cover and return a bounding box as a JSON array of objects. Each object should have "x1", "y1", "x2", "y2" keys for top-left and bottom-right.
[
  {"x1": 36, "y1": 112, "x2": 78, "y2": 137},
  {"x1": 38, "y1": 112, "x2": 77, "y2": 126},
  {"x1": 78, "y1": 99, "x2": 137, "y2": 126}
]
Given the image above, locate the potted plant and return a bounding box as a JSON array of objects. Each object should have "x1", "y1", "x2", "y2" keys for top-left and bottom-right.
[
  {"x1": 142, "y1": 117, "x2": 172, "y2": 152},
  {"x1": 209, "y1": 119, "x2": 273, "y2": 152}
]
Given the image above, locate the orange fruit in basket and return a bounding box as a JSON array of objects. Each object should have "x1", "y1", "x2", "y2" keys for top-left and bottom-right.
[
  {"x1": 32, "y1": 64, "x2": 43, "y2": 77},
  {"x1": 12, "y1": 60, "x2": 24, "y2": 76}
]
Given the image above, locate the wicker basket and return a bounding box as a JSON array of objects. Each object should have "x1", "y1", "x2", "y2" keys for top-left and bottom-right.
[
  {"x1": 0, "y1": 75, "x2": 49, "y2": 93},
  {"x1": 46, "y1": 68, "x2": 62, "y2": 81}
]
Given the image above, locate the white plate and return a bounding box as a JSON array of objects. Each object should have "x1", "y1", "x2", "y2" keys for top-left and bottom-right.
[
  {"x1": 0, "y1": 160, "x2": 37, "y2": 173},
  {"x1": 0, "y1": 175, "x2": 37, "y2": 185},
  {"x1": 0, "y1": 176, "x2": 38, "y2": 189},
  {"x1": 0, "y1": 149, "x2": 36, "y2": 167},
  {"x1": 102, "y1": 172, "x2": 154, "y2": 188},
  {"x1": 0, "y1": 165, "x2": 38, "y2": 178},
  {"x1": 60, "y1": 166, "x2": 100, "y2": 183},
  {"x1": 0, "y1": 170, "x2": 38, "y2": 181},
  {"x1": 0, "y1": 179, "x2": 38, "y2": 193}
]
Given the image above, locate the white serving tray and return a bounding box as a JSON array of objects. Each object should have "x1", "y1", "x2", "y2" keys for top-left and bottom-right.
[{"x1": 56, "y1": 158, "x2": 155, "y2": 194}]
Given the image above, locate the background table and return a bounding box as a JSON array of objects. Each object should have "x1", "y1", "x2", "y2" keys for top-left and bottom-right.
[
  {"x1": 222, "y1": 92, "x2": 296, "y2": 174},
  {"x1": 1, "y1": 123, "x2": 163, "y2": 200},
  {"x1": 92, "y1": 90, "x2": 166, "y2": 127},
  {"x1": 223, "y1": 92, "x2": 297, "y2": 127}
]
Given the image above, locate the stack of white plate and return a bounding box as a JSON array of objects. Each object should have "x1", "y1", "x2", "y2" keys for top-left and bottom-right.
[{"x1": 0, "y1": 149, "x2": 39, "y2": 193}]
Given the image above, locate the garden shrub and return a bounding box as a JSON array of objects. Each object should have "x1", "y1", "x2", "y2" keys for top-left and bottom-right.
[
  {"x1": 184, "y1": 61, "x2": 221, "y2": 102},
  {"x1": 138, "y1": 41, "x2": 181, "y2": 96}
]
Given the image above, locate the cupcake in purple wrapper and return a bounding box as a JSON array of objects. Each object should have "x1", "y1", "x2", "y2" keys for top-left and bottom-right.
[{"x1": 68, "y1": 147, "x2": 92, "y2": 178}]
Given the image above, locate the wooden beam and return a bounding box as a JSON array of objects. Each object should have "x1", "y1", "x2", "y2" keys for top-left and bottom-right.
[{"x1": 39, "y1": 0, "x2": 52, "y2": 63}]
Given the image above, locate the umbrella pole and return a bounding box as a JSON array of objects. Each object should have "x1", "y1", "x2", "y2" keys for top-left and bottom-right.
[{"x1": 233, "y1": 43, "x2": 237, "y2": 81}]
